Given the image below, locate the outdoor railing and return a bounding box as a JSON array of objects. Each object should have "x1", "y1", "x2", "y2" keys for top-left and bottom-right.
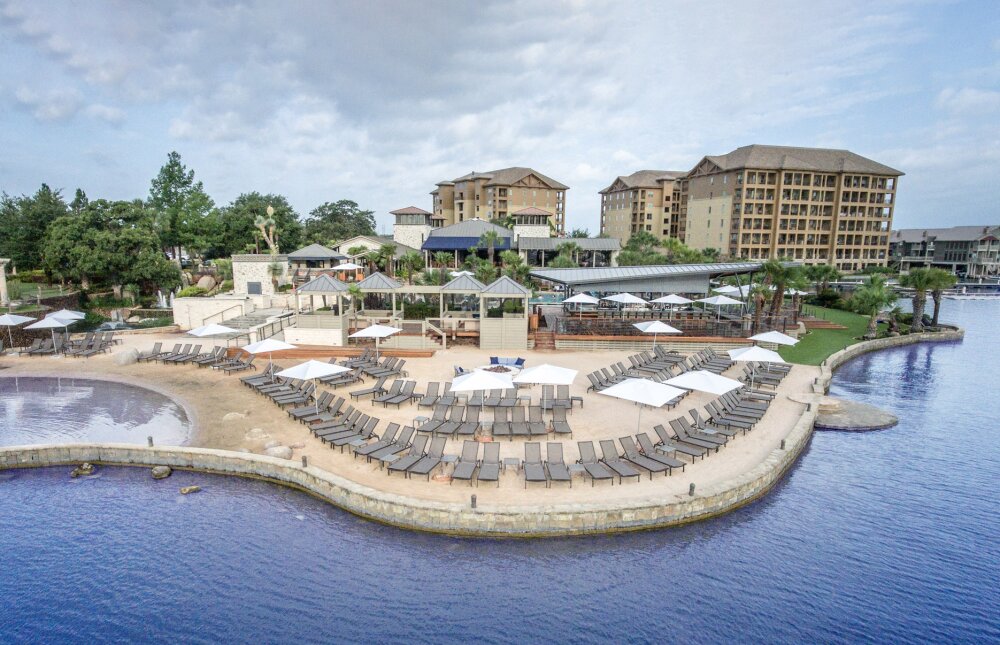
[{"x1": 201, "y1": 303, "x2": 243, "y2": 327}]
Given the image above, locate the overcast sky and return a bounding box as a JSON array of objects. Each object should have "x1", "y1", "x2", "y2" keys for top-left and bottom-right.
[{"x1": 1, "y1": 0, "x2": 997, "y2": 233}]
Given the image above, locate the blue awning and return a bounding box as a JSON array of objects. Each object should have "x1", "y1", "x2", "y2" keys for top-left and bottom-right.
[{"x1": 422, "y1": 236, "x2": 512, "y2": 251}]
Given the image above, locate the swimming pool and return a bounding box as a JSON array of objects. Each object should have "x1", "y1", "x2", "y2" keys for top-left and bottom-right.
[{"x1": 0, "y1": 377, "x2": 191, "y2": 447}]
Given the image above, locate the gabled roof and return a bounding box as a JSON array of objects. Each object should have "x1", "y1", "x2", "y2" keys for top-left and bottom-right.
[
  {"x1": 482, "y1": 275, "x2": 531, "y2": 296},
  {"x1": 692, "y1": 144, "x2": 903, "y2": 176},
  {"x1": 390, "y1": 206, "x2": 432, "y2": 215},
  {"x1": 599, "y1": 170, "x2": 686, "y2": 193},
  {"x1": 335, "y1": 235, "x2": 419, "y2": 259},
  {"x1": 449, "y1": 167, "x2": 569, "y2": 190},
  {"x1": 441, "y1": 274, "x2": 486, "y2": 292},
  {"x1": 297, "y1": 273, "x2": 349, "y2": 293},
  {"x1": 427, "y1": 218, "x2": 512, "y2": 238},
  {"x1": 530, "y1": 263, "x2": 776, "y2": 287},
  {"x1": 891, "y1": 226, "x2": 999, "y2": 243},
  {"x1": 511, "y1": 207, "x2": 553, "y2": 216},
  {"x1": 516, "y1": 237, "x2": 621, "y2": 251},
  {"x1": 356, "y1": 272, "x2": 402, "y2": 290},
  {"x1": 288, "y1": 243, "x2": 346, "y2": 260}
]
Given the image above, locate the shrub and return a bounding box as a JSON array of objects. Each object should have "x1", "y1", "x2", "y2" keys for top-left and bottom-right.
[
  {"x1": 134, "y1": 318, "x2": 174, "y2": 329},
  {"x1": 176, "y1": 286, "x2": 208, "y2": 298},
  {"x1": 277, "y1": 283, "x2": 294, "y2": 292},
  {"x1": 806, "y1": 289, "x2": 843, "y2": 309},
  {"x1": 219, "y1": 280, "x2": 233, "y2": 292},
  {"x1": 7, "y1": 280, "x2": 23, "y2": 301},
  {"x1": 402, "y1": 301, "x2": 437, "y2": 320},
  {"x1": 74, "y1": 311, "x2": 110, "y2": 331}
]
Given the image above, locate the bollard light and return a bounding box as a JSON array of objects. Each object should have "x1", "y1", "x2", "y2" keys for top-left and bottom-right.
[
  {"x1": 147, "y1": 436, "x2": 153, "y2": 447},
  {"x1": 780, "y1": 439, "x2": 786, "y2": 450},
  {"x1": 689, "y1": 483, "x2": 695, "y2": 496},
  {"x1": 471, "y1": 494, "x2": 477, "y2": 509},
  {"x1": 301, "y1": 455, "x2": 308, "y2": 468}
]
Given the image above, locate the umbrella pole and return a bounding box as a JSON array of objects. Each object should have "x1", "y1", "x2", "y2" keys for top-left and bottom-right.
[
  {"x1": 637, "y1": 404, "x2": 643, "y2": 433},
  {"x1": 7, "y1": 326, "x2": 13, "y2": 350}
]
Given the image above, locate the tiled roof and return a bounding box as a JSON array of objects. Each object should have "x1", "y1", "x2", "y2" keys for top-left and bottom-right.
[
  {"x1": 482, "y1": 275, "x2": 531, "y2": 296},
  {"x1": 449, "y1": 167, "x2": 569, "y2": 190},
  {"x1": 297, "y1": 274, "x2": 349, "y2": 293},
  {"x1": 427, "y1": 218, "x2": 512, "y2": 239},
  {"x1": 356, "y1": 272, "x2": 402, "y2": 290},
  {"x1": 699, "y1": 144, "x2": 903, "y2": 176},
  {"x1": 390, "y1": 206, "x2": 432, "y2": 215},
  {"x1": 599, "y1": 170, "x2": 685, "y2": 193}
]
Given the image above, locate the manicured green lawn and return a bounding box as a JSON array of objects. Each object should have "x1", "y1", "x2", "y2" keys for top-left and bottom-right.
[{"x1": 779, "y1": 305, "x2": 873, "y2": 366}]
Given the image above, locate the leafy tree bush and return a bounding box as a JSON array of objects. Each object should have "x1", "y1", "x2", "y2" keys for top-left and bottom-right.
[
  {"x1": 303, "y1": 200, "x2": 376, "y2": 243},
  {"x1": 176, "y1": 286, "x2": 208, "y2": 298}
]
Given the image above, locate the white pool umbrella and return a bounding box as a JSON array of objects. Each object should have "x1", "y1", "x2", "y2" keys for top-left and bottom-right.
[
  {"x1": 697, "y1": 294, "x2": 743, "y2": 320},
  {"x1": 337, "y1": 262, "x2": 364, "y2": 271},
  {"x1": 276, "y1": 359, "x2": 351, "y2": 381},
  {"x1": 452, "y1": 370, "x2": 514, "y2": 411},
  {"x1": 514, "y1": 363, "x2": 578, "y2": 409},
  {"x1": 46, "y1": 308, "x2": 86, "y2": 320},
  {"x1": 449, "y1": 270, "x2": 474, "y2": 277},
  {"x1": 729, "y1": 345, "x2": 788, "y2": 390},
  {"x1": 651, "y1": 294, "x2": 693, "y2": 319},
  {"x1": 714, "y1": 285, "x2": 741, "y2": 294},
  {"x1": 602, "y1": 293, "x2": 647, "y2": 305},
  {"x1": 600, "y1": 378, "x2": 686, "y2": 431},
  {"x1": 187, "y1": 323, "x2": 238, "y2": 337},
  {"x1": 665, "y1": 370, "x2": 744, "y2": 395},
  {"x1": 0, "y1": 313, "x2": 35, "y2": 349},
  {"x1": 633, "y1": 320, "x2": 682, "y2": 347},
  {"x1": 748, "y1": 330, "x2": 799, "y2": 346},
  {"x1": 26, "y1": 315, "x2": 74, "y2": 351},
  {"x1": 562, "y1": 293, "x2": 599, "y2": 305},
  {"x1": 349, "y1": 324, "x2": 402, "y2": 360},
  {"x1": 243, "y1": 338, "x2": 298, "y2": 368}
]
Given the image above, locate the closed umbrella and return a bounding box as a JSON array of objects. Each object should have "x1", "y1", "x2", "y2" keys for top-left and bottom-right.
[
  {"x1": 633, "y1": 320, "x2": 682, "y2": 348},
  {"x1": 665, "y1": 370, "x2": 744, "y2": 395},
  {"x1": 598, "y1": 378, "x2": 686, "y2": 432},
  {"x1": 513, "y1": 363, "x2": 578, "y2": 409},
  {"x1": 748, "y1": 330, "x2": 799, "y2": 346},
  {"x1": 0, "y1": 313, "x2": 36, "y2": 349},
  {"x1": 349, "y1": 324, "x2": 402, "y2": 360},
  {"x1": 25, "y1": 316, "x2": 74, "y2": 352}
]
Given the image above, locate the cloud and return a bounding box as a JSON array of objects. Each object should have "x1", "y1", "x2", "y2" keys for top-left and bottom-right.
[
  {"x1": 935, "y1": 87, "x2": 1000, "y2": 115},
  {"x1": 14, "y1": 86, "x2": 82, "y2": 120},
  {"x1": 84, "y1": 103, "x2": 125, "y2": 125}
]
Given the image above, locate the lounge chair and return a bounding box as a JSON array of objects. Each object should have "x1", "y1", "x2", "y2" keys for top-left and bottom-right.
[
  {"x1": 370, "y1": 426, "x2": 416, "y2": 464},
  {"x1": 372, "y1": 380, "x2": 404, "y2": 405},
  {"x1": 617, "y1": 436, "x2": 672, "y2": 478},
  {"x1": 476, "y1": 443, "x2": 501, "y2": 487},
  {"x1": 551, "y1": 407, "x2": 572, "y2": 437},
  {"x1": 289, "y1": 391, "x2": 333, "y2": 420},
  {"x1": 635, "y1": 434, "x2": 686, "y2": 472},
  {"x1": 498, "y1": 388, "x2": 519, "y2": 408},
  {"x1": 438, "y1": 383, "x2": 457, "y2": 407},
  {"x1": 523, "y1": 442, "x2": 548, "y2": 488},
  {"x1": 406, "y1": 437, "x2": 446, "y2": 480},
  {"x1": 483, "y1": 388, "x2": 503, "y2": 407},
  {"x1": 557, "y1": 384, "x2": 583, "y2": 409},
  {"x1": 316, "y1": 412, "x2": 368, "y2": 442},
  {"x1": 387, "y1": 435, "x2": 428, "y2": 476},
  {"x1": 381, "y1": 381, "x2": 417, "y2": 408},
  {"x1": 301, "y1": 397, "x2": 345, "y2": 424},
  {"x1": 545, "y1": 442, "x2": 572, "y2": 487},
  {"x1": 417, "y1": 382, "x2": 440, "y2": 408},
  {"x1": 221, "y1": 354, "x2": 255, "y2": 373},
  {"x1": 274, "y1": 384, "x2": 316, "y2": 407},
  {"x1": 28, "y1": 339, "x2": 53, "y2": 355},
  {"x1": 527, "y1": 407, "x2": 547, "y2": 436},
  {"x1": 21, "y1": 339, "x2": 43, "y2": 355},
  {"x1": 456, "y1": 406, "x2": 481, "y2": 436},
  {"x1": 350, "y1": 376, "x2": 388, "y2": 400},
  {"x1": 312, "y1": 408, "x2": 359, "y2": 435},
  {"x1": 354, "y1": 423, "x2": 400, "y2": 460},
  {"x1": 327, "y1": 417, "x2": 379, "y2": 451},
  {"x1": 451, "y1": 440, "x2": 480, "y2": 485},
  {"x1": 165, "y1": 344, "x2": 202, "y2": 363},
  {"x1": 669, "y1": 419, "x2": 726, "y2": 449},
  {"x1": 194, "y1": 347, "x2": 228, "y2": 367},
  {"x1": 576, "y1": 441, "x2": 615, "y2": 486},
  {"x1": 509, "y1": 406, "x2": 529, "y2": 438},
  {"x1": 490, "y1": 407, "x2": 510, "y2": 439},
  {"x1": 416, "y1": 404, "x2": 449, "y2": 435},
  {"x1": 652, "y1": 425, "x2": 707, "y2": 460},
  {"x1": 598, "y1": 439, "x2": 642, "y2": 484},
  {"x1": 435, "y1": 406, "x2": 465, "y2": 436},
  {"x1": 157, "y1": 343, "x2": 191, "y2": 362}
]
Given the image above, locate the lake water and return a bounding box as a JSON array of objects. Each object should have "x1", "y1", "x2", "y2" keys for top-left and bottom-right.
[
  {"x1": 0, "y1": 377, "x2": 191, "y2": 447},
  {"x1": 1, "y1": 302, "x2": 998, "y2": 643}
]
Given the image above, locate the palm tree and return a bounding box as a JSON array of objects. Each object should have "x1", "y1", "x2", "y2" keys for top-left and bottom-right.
[
  {"x1": 500, "y1": 250, "x2": 530, "y2": 285},
  {"x1": 926, "y1": 268, "x2": 957, "y2": 326},
  {"x1": 363, "y1": 249, "x2": 380, "y2": 273},
  {"x1": 557, "y1": 241, "x2": 583, "y2": 265},
  {"x1": 748, "y1": 280, "x2": 771, "y2": 334},
  {"x1": 377, "y1": 243, "x2": 397, "y2": 276},
  {"x1": 762, "y1": 259, "x2": 799, "y2": 317},
  {"x1": 852, "y1": 275, "x2": 897, "y2": 339},
  {"x1": 805, "y1": 264, "x2": 840, "y2": 294},
  {"x1": 899, "y1": 268, "x2": 935, "y2": 332},
  {"x1": 479, "y1": 230, "x2": 502, "y2": 265},
  {"x1": 399, "y1": 251, "x2": 424, "y2": 285}
]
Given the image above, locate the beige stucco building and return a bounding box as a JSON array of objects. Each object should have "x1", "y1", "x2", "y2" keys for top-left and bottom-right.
[
  {"x1": 431, "y1": 167, "x2": 568, "y2": 234},
  {"x1": 681, "y1": 145, "x2": 903, "y2": 271},
  {"x1": 599, "y1": 170, "x2": 685, "y2": 243}
]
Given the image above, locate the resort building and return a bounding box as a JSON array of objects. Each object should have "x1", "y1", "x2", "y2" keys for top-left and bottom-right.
[
  {"x1": 431, "y1": 167, "x2": 568, "y2": 233},
  {"x1": 287, "y1": 243, "x2": 347, "y2": 284},
  {"x1": 599, "y1": 170, "x2": 685, "y2": 242},
  {"x1": 390, "y1": 206, "x2": 444, "y2": 250},
  {"x1": 681, "y1": 144, "x2": 903, "y2": 272},
  {"x1": 890, "y1": 225, "x2": 1000, "y2": 278},
  {"x1": 327, "y1": 235, "x2": 420, "y2": 275}
]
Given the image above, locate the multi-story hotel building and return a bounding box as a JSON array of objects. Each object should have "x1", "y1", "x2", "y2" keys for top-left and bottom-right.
[
  {"x1": 680, "y1": 145, "x2": 903, "y2": 271},
  {"x1": 890, "y1": 225, "x2": 1000, "y2": 278},
  {"x1": 598, "y1": 170, "x2": 685, "y2": 243},
  {"x1": 431, "y1": 167, "x2": 568, "y2": 234}
]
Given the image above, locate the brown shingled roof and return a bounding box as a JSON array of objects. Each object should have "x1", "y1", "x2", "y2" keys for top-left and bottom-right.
[
  {"x1": 698, "y1": 144, "x2": 903, "y2": 176},
  {"x1": 390, "y1": 206, "x2": 432, "y2": 215},
  {"x1": 449, "y1": 166, "x2": 569, "y2": 190},
  {"x1": 599, "y1": 169, "x2": 686, "y2": 193}
]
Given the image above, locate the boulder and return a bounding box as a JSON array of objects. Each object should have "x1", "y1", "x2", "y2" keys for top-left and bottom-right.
[
  {"x1": 151, "y1": 466, "x2": 172, "y2": 479},
  {"x1": 288, "y1": 442, "x2": 305, "y2": 449},
  {"x1": 113, "y1": 348, "x2": 140, "y2": 366},
  {"x1": 196, "y1": 275, "x2": 216, "y2": 291},
  {"x1": 71, "y1": 463, "x2": 96, "y2": 478},
  {"x1": 126, "y1": 315, "x2": 142, "y2": 323},
  {"x1": 245, "y1": 428, "x2": 269, "y2": 441},
  {"x1": 264, "y1": 445, "x2": 293, "y2": 459},
  {"x1": 263, "y1": 439, "x2": 281, "y2": 449},
  {"x1": 222, "y1": 412, "x2": 246, "y2": 422},
  {"x1": 180, "y1": 485, "x2": 201, "y2": 495}
]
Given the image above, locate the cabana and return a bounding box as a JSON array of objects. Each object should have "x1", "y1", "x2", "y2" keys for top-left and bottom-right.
[
  {"x1": 354, "y1": 272, "x2": 403, "y2": 322},
  {"x1": 288, "y1": 273, "x2": 351, "y2": 346},
  {"x1": 479, "y1": 276, "x2": 531, "y2": 350},
  {"x1": 438, "y1": 273, "x2": 486, "y2": 340}
]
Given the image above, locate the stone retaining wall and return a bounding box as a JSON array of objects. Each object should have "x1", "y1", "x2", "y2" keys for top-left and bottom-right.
[
  {"x1": 813, "y1": 326, "x2": 964, "y2": 394},
  {"x1": 0, "y1": 400, "x2": 816, "y2": 537}
]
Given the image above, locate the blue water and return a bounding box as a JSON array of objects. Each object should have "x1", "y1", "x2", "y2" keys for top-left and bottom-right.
[
  {"x1": 1, "y1": 303, "x2": 998, "y2": 643},
  {"x1": 0, "y1": 377, "x2": 190, "y2": 447}
]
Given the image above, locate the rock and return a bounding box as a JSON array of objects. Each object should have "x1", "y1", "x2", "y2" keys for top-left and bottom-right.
[
  {"x1": 151, "y1": 466, "x2": 172, "y2": 479},
  {"x1": 263, "y1": 439, "x2": 281, "y2": 449},
  {"x1": 223, "y1": 412, "x2": 246, "y2": 422},
  {"x1": 264, "y1": 445, "x2": 293, "y2": 459},
  {"x1": 113, "y1": 348, "x2": 140, "y2": 366},
  {"x1": 196, "y1": 275, "x2": 216, "y2": 291},
  {"x1": 245, "y1": 428, "x2": 269, "y2": 441},
  {"x1": 180, "y1": 485, "x2": 201, "y2": 495},
  {"x1": 288, "y1": 442, "x2": 305, "y2": 449},
  {"x1": 71, "y1": 463, "x2": 96, "y2": 478},
  {"x1": 126, "y1": 315, "x2": 142, "y2": 323}
]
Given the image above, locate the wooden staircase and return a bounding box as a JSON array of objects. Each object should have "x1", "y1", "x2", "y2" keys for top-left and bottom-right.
[
  {"x1": 801, "y1": 317, "x2": 848, "y2": 330},
  {"x1": 533, "y1": 330, "x2": 556, "y2": 350}
]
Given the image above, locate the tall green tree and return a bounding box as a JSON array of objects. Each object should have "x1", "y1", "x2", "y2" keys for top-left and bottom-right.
[
  {"x1": 852, "y1": 275, "x2": 897, "y2": 339},
  {"x1": 69, "y1": 188, "x2": 88, "y2": 213},
  {"x1": 761, "y1": 259, "x2": 801, "y2": 317},
  {"x1": 0, "y1": 184, "x2": 68, "y2": 270},
  {"x1": 805, "y1": 263, "x2": 841, "y2": 293},
  {"x1": 147, "y1": 151, "x2": 215, "y2": 262},
  {"x1": 478, "y1": 230, "x2": 502, "y2": 264},
  {"x1": 213, "y1": 193, "x2": 302, "y2": 257},
  {"x1": 399, "y1": 251, "x2": 424, "y2": 285},
  {"x1": 499, "y1": 250, "x2": 531, "y2": 285},
  {"x1": 42, "y1": 199, "x2": 181, "y2": 296},
  {"x1": 303, "y1": 200, "x2": 376, "y2": 244},
  {"x1": 568, "y1": 228, "x2": 590, "y2": 238},
  {"x1": 925, "y1": 268, "x2": 957, "y2": 327},
  {"x1": 899, "y1": 268, "x2": 935, "y2": 332}
]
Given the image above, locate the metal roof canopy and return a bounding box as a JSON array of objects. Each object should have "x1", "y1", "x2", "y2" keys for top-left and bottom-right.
[
  {"x1": 529, "y1": 262, "x2": 770, "y2": 294},
  {"x1": 297, "y1": 274, "x2": 349, "y2": 293}
]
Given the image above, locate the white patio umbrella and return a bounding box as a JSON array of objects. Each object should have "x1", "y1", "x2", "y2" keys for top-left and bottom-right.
[
  {"x1": 697, "y1": 294, "x2": 743, "y2": 320},
  {"x1": 599, "y1": 378, "x2": 686, "y2": 432},
  {"x1": 728, "y1": 345, "x2": 788, "y2": 390},
  {"x1": 513, "y1": 363, "x2": 578, "y2": 409},
  {"x1": 451, "y1": 370, "x2": 514, "y2": 412},
  {"x1": 650, "y1": 294, "x2": 693, "y2": 319},
  {"x1": 0, "y1": 313, "x2": 35, "y2": 349},
  {"x1": 602, "y1": 293, "x2": 647, "y2": 305},
  {"x1": 633, "y1": 320, "x2": 682, "y2": 347},
  {"x1": 562, "y1": 293, "x2": 599, "y2": 305},
  {"x1": 748, "y1": 330, "x2": 799, "y2": 346},
  {"x1": 25, "y1": 316, "x2": 74, "y2": 351},
  {"x1": 449, "y1": 270, "x2": 474, "y2": 277},
  {"x1": 46, "y1": 308, "x2": 86, "y2": 320},
  {"x1": 187, "y1": 323, "x2": 238, "y2": 337},
  {"x1": 336, "y1": 262, "x2": 364, "y2": 271},
  {"x1": 665, "y1": 370, "x2": 744, "y2": 396},
  {"x1": 243, "y1": 338, "x2": 298, "y2": 369},
  {"x1": 275, "y1": 359, "x2": 351, "y2": 415},
  {"x1": 713, "y1": 285, "x2": 741, "y2": 295},
  {"x1": 349, "y1": 324, "x2": 402, "y2": 360}
]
